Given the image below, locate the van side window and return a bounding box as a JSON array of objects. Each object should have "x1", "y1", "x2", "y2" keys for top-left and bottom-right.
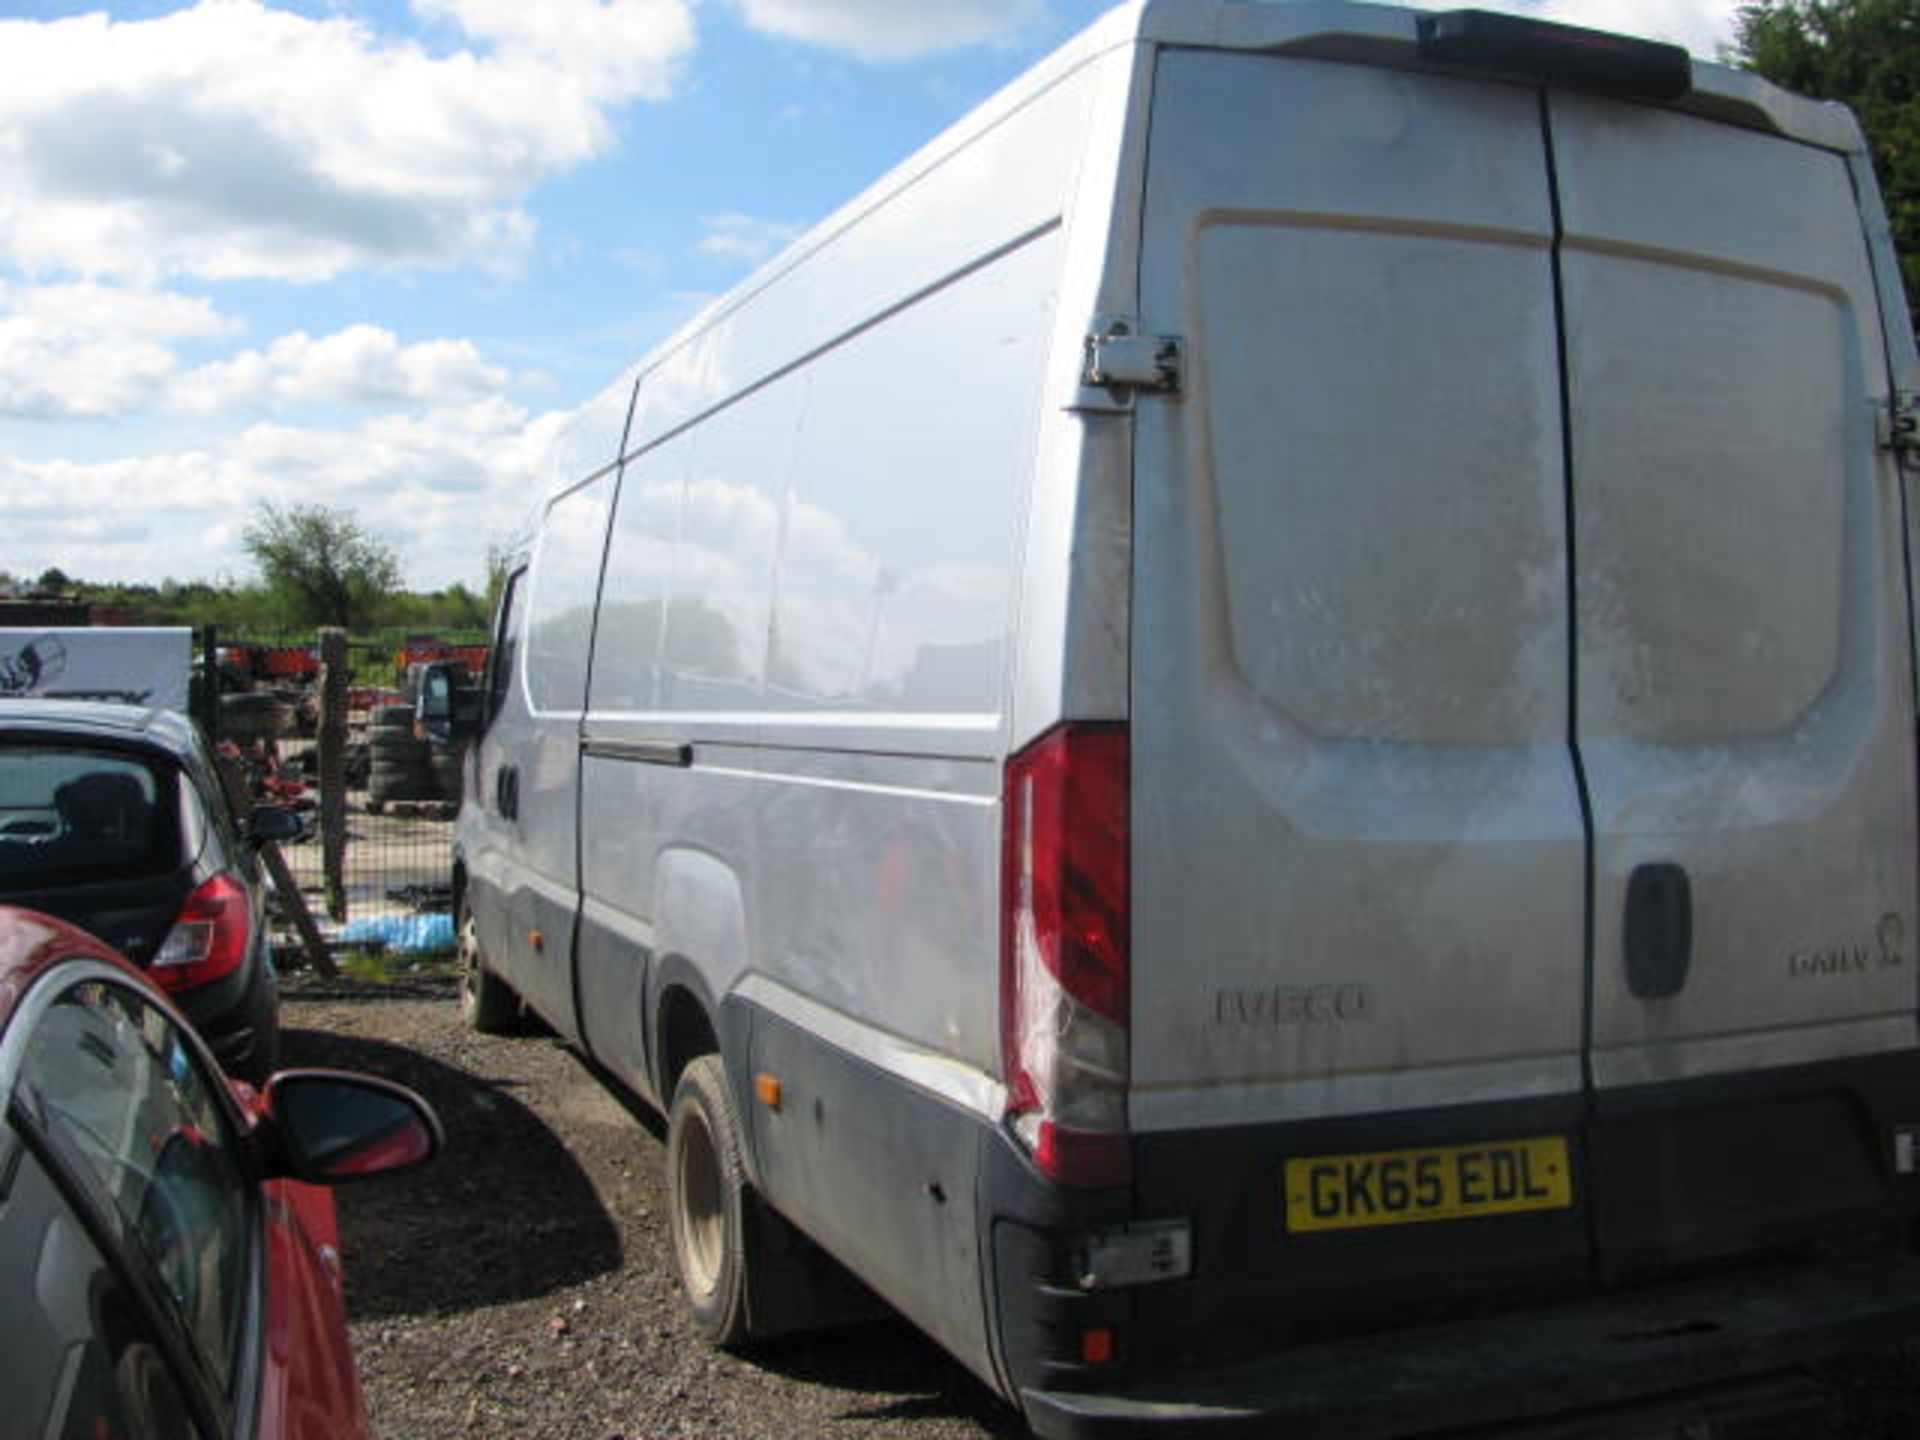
[
  {"x1": 525, "y1": 475, "x2": 614, "y2": 714},
  {"x1": 485, "y1": 569, "x2": 525, "y2": 727}
]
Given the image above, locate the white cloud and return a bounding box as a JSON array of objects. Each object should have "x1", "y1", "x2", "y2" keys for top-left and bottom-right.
[
  {"x1": 0, "y1": 0, "x2": 695, "y2": 283},
  {"x1": 0, "y1": 400, "x2": 567, "y2": 589},
  {"x1": 173, "y1": 325, "x2": 509, "y2": 414},
  {"x1": 729, "y1": 0, "x2": 1044, "y2": 60},
  {"x1": 0, "y1": 284, "x2": 510, "y2": 420},
  {"x1": 0, "y1": 282, "x2": 235, "y2": 419},
  {"x1": 697, "y1": 213, "x2": 804, "y2": 268},
  {"x1": 415, "y1": 0, "x2": 694, "y2": 97},
  {"x1": 1546, "y1": 0, "x2": 1741, "y2": 56}
]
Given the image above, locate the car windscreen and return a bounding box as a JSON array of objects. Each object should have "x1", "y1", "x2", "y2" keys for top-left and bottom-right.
[{"x1": 0, "y1": 744, "x2": 180, "y2": 886}]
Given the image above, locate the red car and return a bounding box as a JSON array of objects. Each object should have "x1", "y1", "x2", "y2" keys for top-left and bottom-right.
[{"x1": 0, "y1": 906, "x2": 439, "y2": 1439}]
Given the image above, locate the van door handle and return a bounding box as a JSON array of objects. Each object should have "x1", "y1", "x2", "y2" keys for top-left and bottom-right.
[
  {"x1": 1624, "y1": 862, "x2": 1692, "y2": 1000},
  {"x1": 495, "y1": 765, "x2": 520, "y2": 821}
]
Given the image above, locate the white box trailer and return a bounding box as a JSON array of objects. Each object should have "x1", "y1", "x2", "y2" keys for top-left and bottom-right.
[{"x1": 452, "y1": 2, "x2": 1920, "y2": 1432}]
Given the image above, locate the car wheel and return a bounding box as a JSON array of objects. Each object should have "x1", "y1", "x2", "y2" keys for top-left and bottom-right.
[
  {"x1": 668, "y1": 1055, "x2": 752, "y2": 1347},
  {"x1": 458, "y1": 899, "x2": 519, "y2": 1035}
]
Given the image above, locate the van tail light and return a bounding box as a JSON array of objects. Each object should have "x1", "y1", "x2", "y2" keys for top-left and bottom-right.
[
  {"x1": 152, "y1": 873, "x2": 252, "y2": 993},
  {"x1": 1001, "y1": 722, "x2": 1130, "y2": 1188}
]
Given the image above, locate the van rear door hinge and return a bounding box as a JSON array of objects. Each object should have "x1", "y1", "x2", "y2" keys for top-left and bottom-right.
[
  {"x1": 1076, "y1": 318, "x2": 1184, "y2": 412},
  {"x1": 1878, "y1": 392, "x2": 1919, "y2": 455}
]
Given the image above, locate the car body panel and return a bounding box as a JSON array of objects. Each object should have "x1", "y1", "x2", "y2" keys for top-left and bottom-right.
[{"x1": 0, "y1": 907, "x2": 375, "y2": 1440}]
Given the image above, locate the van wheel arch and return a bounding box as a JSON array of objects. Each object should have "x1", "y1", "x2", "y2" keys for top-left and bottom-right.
[{"x1": 653, "y1": 970, "x2": 720, "y2": 1103}]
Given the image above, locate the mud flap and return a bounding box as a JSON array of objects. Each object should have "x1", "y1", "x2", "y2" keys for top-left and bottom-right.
[{"x1": 740, "y1": 1185, "x2": 891, "y2": 1341}]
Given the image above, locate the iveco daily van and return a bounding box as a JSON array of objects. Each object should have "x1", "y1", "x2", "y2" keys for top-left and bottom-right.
[{"x1": 451, "y1": 1, "x2": 1920, "y2": 1432}]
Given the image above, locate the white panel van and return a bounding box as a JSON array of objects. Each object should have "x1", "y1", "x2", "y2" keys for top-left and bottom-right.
[{"x1": 452, "y1": 2, "x2": 1920, "y2": 1433}]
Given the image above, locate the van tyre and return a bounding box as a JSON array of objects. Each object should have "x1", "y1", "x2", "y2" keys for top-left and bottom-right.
[
  {"x1": 668, "y1": 1055, "x2": 753, "y2": 1347},
  {"x1": 457, "y1": 899, "x2": 519, "y2": 1034}
]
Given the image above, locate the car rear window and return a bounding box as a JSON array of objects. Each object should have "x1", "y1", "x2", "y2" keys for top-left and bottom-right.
[{"x1": 0, "y1": 745, "x2": 179, "y2": 885}]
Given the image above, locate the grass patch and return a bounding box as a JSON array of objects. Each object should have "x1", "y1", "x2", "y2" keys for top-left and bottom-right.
[{"x1": 335, "y1": 945, "x2": 458, "y2": 984}]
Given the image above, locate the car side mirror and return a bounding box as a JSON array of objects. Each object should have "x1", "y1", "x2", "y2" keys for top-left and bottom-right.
[
  {"x1": 263, "y1": 1070, "x2": 443, "y2": 1185},
  {"x1": 247, "y1": 804, "x2": 304, "y2": 845}
]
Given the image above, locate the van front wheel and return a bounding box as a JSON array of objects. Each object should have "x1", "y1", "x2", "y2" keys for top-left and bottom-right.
[
  {"x1": 667, "y1": 1055, "x2": 751, "y2": 1347},
  {"x1": 457, "y1": 899, "x2": 518, "y2": 1035}
]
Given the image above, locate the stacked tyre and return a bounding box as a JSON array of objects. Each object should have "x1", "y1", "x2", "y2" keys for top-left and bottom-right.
[
  {"x1": 428, "y1": 742, "x2": 467, "y2": 804},
  {"x1": 365, "y1": 704, "x2": 434, "y2": 812},
  {"x1": 219, "y1": 691, "x2": 292, "y2": 744}
]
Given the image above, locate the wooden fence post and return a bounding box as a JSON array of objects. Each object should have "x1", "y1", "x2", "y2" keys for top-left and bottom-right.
[{"x1": 214, "y1": 751, "x2": 335, "y2": 978}]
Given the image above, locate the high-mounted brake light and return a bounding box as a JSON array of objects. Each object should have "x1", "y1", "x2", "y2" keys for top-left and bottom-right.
[
  {"x1": 151, "y1": 872, "x2": 251, "y2": 993},
  {"x1": 1001, "y1": 722, "x2": 1130, "y2": 1189},
  {"x1": 1417, "y1": 10, "x2": 1692, "y2": 101}
]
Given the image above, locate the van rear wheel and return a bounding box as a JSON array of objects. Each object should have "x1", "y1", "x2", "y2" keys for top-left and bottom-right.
[
  {"x1": 667, "y1": 1055, "x2": 751, "y2": 1347},
  {"x1": 457, "y1": 899, "x2": 518, "y2": 1035}
]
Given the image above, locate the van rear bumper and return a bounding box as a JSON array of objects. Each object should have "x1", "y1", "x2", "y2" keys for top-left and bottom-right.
[{"x1": 1019, "y1": 1255, "x2": 1920, "y2": 1438}]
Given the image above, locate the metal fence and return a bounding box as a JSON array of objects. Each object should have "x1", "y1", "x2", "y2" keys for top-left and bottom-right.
[{"x1": 200, "y1": 629, "x2": 481, "y2": 968}]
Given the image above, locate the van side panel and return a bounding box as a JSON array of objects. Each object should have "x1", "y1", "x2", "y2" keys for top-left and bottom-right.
[
  {"x1": 742, "y1": 228, "x2": 1063, "y2": 1068},
  {"x1": 722, "y1": 213, "x2": 1071, "y2": 1366},
  {"x1": 1555, "y1": 97, "x2": 1920, "y2": 1089},
  {"x1": 571, "y1": 60, "x2": 1103, "y2": 1369},
  {"x1": 624, "y1": 63, "x2": 1099, "y2": 454}
]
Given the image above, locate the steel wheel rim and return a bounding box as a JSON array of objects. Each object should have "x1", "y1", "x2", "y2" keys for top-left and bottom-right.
[
  {"x1": 457, "y1": 911, "x2": 481, "y2": 1006},
  {"x1": 674, "y1": 1109, "x2": 725, "y2": 1297}
]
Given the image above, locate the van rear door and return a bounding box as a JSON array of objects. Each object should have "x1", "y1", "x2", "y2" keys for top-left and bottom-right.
[
  {"x1": 1553, "y1": 93, "x2": 1916, "y2": 1094},
  {"x1": 1128, "y1": 39, "x2": 1917, "y2": 1301},
  {"x1": 1129, "y1": 53, "x2": 1589, "y2": 1137},
  {"x1": 1555, "y1": 93, "x2": 1918, "y2": 1272}
]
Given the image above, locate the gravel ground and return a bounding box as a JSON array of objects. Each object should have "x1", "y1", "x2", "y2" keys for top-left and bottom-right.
[
  {"x1": 281, "y1": 984, "x2": 1920, "y2": 1440},
  {"x1": 280, "y1": 984, "x2": 1021, "y2": 1440}
]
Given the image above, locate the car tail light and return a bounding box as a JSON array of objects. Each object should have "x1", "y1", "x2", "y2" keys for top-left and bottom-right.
[
  {"x1": 152, "y1": 873, "x2": 252, "y2": 993},
  {"x1": 1001, "y1": 722, "x2": 1130, "y2": 1188}
]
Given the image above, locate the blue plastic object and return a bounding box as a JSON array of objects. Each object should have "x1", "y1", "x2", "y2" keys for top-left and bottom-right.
[{"x1": 338, "y1": 912, "x2": 455, "y2": 955}]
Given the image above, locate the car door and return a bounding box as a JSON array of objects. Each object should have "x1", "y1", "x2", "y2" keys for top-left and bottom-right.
[{"x1": 8, "y1": 964, "x2": 257, "y2": 1437}]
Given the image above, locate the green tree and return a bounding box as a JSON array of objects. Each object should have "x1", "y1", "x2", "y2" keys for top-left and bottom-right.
[
  {"x1": 1734, "y1": 0, "x2": 1920, "y2": 303},
  {"x1": 242, "y1": 502, "x2": 402, "y2": 630},
  {"x1": 483, "y1": 542, "x2": 515, "y2": 618}
]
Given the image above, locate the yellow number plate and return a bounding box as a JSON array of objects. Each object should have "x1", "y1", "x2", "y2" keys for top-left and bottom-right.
[{"x1": 1284, "y1": 1136, "x2": 1573, "y2": 1234}]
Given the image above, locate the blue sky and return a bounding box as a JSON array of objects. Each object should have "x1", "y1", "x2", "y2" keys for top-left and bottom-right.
[{"x1": 0, "y1": 0, "x2": 1743, "y2": 593}]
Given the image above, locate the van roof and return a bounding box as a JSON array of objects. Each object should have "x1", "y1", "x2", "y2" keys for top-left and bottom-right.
[
  {"x1": 1125, "y1": 1, "x2": 1858, "y2": 150},
  {"x1": 542, "y1": 0, "x2": 1863, "y2": 491}
]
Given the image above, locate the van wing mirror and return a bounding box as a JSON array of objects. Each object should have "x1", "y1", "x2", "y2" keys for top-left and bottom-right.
[{"x1": 414, "y1": 661, "x2": 481, "y2": 746}]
